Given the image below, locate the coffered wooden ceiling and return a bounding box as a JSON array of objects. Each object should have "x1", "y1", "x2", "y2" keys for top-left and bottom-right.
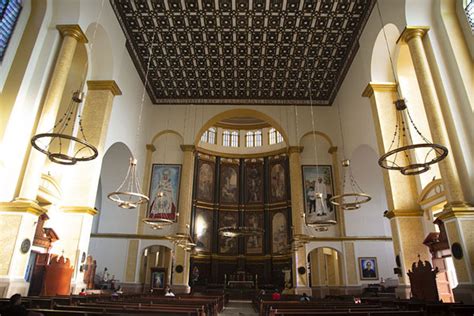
[{"x1": 110, "y1": 0, "x2": 374, "y2": 105}]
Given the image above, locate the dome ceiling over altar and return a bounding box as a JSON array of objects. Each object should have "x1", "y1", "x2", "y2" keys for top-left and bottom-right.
[{"x1": 111, "y1": 0, "x2": 375, "y2": 105}]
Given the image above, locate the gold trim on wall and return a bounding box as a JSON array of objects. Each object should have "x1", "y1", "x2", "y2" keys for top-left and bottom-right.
[
  {"x1": 361, "y1": 82, "x2": 398, "y2": 98},
  {"x1": 384, "y1": 209, "x2": 424, "y2": 219},
  {"x1": 0, "y1": 200, "x2": 46, "y2": 216},
  {"x1": 56, "y1": 24, "x2": 88, "y2": 43},
  {"x1": 87, "y1": 80, "x2": 122, "y2": 96},
  {"x1": 306, "y1": 236, "x2": 393, "y2": 242},
  {"x1": 61, "y1": 206, "x2": 98, "y2": 215},
  {"x1": 195, "y1": 147, "x2": 288, "y2": 159}
]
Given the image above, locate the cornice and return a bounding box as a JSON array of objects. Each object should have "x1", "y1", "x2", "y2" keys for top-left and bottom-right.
[
  {"x1": 61, "y1": 206, "x2": 98, "y2": 216},
  {"x1": 362, "y1": 82, "x2": 398, "y2": 98},
  {"x1": 328, "y1": 146, "x2": 338, "y2": 154},
  {"x1": 436, "y1": 203, "x2": 474, "y2": 221},
  {"x1": 146, "y1": 144, "x2": 156, "y2": 152},
  {"x1": 384, "y1": 209, "x2": 424, "y2": 219},
  {"x1": 288, "y1": 146, "x2": 304, "y2": 154},
  {"x1": 180, "y1": 144, "x2": 196, "y2": 152},
  {"x1": 0, "y1": 199, "x2": 46, "y2": 216},
  {"x1": 56, "y1": 24, "x2": 88, "y2": 43},
  {"x1": 397, "y1": 26, "x2": 430, "y2": 44},
  {"x1": 87, "y1": 80, "x2": 122, "y2": 96}
]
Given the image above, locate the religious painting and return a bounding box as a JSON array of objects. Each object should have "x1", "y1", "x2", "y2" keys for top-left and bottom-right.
[
  {"x1": 271, "y1": 211, "x2": 289, "y2": 254},
  {"x1": 302, "y1": 165, "x2": 336, "y2": 224},
  {"x1": 196, "y1": 160, "x2": 215, "y2": 202},
  {"x1": 245, "y1": 162, "x2": 264, "y2": 204},
  {"x1": 148, "y1": 164, "x2": 181, "y2": 221},
  {"x1": 270, "y1": 162, "x2": 287, "y2": 202},
  {"x1": 245, "y1": 212, "x2": 264, "y2": 254},
  {"x1": 358, "y1": 257, "x2": 378, "y2": 280},
  {"x1": 218, "y1": 211, "x2": 238, "y2": 254},
  {"x1": 150, "y1": 267, "x2": 166, "y2": 289},
  {"x1": 220, "y1": 164, "x2": 239, "y2": 204},
  {"x1": 193, "y1": 208, "x2": 213, "y2": 253}
]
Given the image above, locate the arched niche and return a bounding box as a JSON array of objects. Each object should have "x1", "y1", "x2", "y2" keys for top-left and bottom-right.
[
  {"x1": 85, "y1": 23, "x2": 114, "y2": 80},
  {"x1": 344, "y1": 144, "x2": 390, "y2": 237},
  {"x1": 95, "y1": 142, "x2": 137, "y2": 234},
  {"x1": 307, "y1": 247, "x2": 344, "y2": 293},
  {"x1": 370, "y1": 23, "x2": 400, "y2": 82},
  {"x1": 299, "y1": 131, "x2": 334, "y2": 166},
  {"x1": 139, "y1": 244, "x2": 173, "y2": 290},
  {"x1": 194, "y1": 109, "x2": 288, "y2": 147}
]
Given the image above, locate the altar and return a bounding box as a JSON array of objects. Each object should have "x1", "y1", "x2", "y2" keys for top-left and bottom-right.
[{"x1": 227, "y1": 280, "x2": 254, "y2": 289}]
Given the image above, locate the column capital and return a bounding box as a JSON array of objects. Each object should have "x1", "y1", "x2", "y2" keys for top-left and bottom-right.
[
  {"x1": 61, "y1": 206, "x2": 98, "y2": 216},
  {"x1": 56, "y1": 24, "x2": 88, "y2": 43},
  {"x1": 362, "y1": 82, "x2": 397, "y2": 98},
  {"x1": 0, "y1": 199, "x2": 46, "y2": 216},
  {"x1": 437, "y1": 203, "x2": 474, "y2": 221},
  {"x1": 328, "y1": 146, "x2": 338, "y2": 154},
  {"x1": 180, "y1": 144, "x2": 195, "y2": 152},
  {"x1": 288, "y1": 146, "x2": 304, "y2": 154},
  {"x1": 87, "y1": 80, "x2": 122, "y2": 96},
  {"x1": 397, "y1": 26, "x2": 430, "y2": 44},
  {"x1": 145, "y1": 144, "x2": 156, "y2": 152},
  {"x1": 384, "y1": 209, "x2": 424, "y2": 219}
]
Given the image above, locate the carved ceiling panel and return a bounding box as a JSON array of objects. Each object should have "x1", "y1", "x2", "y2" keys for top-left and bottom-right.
[{"x1": 110, "y1": 0, "x2": 374, "y2": 105}]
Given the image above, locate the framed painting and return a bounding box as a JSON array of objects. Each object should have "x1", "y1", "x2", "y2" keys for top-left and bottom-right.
[
  {"x1": 271, "y1": 210, "x2": 289, "y2": 254},
  {"x1": 196, "y1": 159, "x2": 215, "y2": 202},
  {"x1": 245, "y1": 212, "x2": 264, "y2": 254},
  {"x1": 148, "y1": 164, "x2": 181, "y2": 221},
  {"x1": 358, "y1": 257, "x2": 378, "y2": 280},
  {"x1": 245, "y1": 162, "x2": 264, "y2": 204},
  {"x1": 220, "y1": 164, "x2": 239, "y2": 204},
  {"x1": 269, "y1": 161, "x2": 287, "y2": 202},
  {"x1": 302, "y1": 165, "x2": 336, "y2": 223},
  {"x1": 193, "y1": 208, "x2": 213, "y2": 253},
  {"x1": 150, "y1": 267, "x2": 166, "y2": 289},
  {"x1": 218, "y1": 211, "x2": 238, "y2": 254}
]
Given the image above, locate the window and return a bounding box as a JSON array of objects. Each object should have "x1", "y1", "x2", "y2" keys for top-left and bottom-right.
[
  {"x1": 465, "y1": 0, "x2": 474, "y2": 30},
  {"x1": 0, "y1": 0, "x2": 23, "y2": 61},
  {"x1": 200, "y1": 127, "x2": 216, "y2": 144},
  {"x1": 223, "y1": 130, "x2": 238, "y2": 147},
  {"x1": 269, "y1": 128, "x2": 283, "y2": 145},
  {"x1": 245, "y1": 130, "x2": 263, "y2": 147}
]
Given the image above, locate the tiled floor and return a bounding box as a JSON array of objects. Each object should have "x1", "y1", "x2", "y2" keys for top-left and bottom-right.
[{"x1": 219, "y1": 300, "x2": 258, "y2": 316}]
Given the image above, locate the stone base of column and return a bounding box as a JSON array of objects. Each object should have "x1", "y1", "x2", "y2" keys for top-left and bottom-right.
[
  {"x1": 172, "y1": 284, "x2": 191, "y2": 294},
  {"x1": 0, "y1": 277, "x2": 30, "y2": 298},
  {"x1": 453, "y1": 284, "x2": 474, "y2": 304},
  {"x1": 311, "y1": 286, "x2": 364, "y2": 298},
  {"x1": 293, "y1": 286, "x2": 311, "y2": 295},
  {"x1": 395, "y1": 284, "x2": 411, "y2": 299}
]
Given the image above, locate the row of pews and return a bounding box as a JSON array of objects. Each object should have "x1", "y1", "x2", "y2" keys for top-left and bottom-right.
[
  {"x1": 0, "y1": 292, "x2": 227, "y2": 316},
  {"x1": 253, "y1": 294, "x2": 474, "y2": 316}
]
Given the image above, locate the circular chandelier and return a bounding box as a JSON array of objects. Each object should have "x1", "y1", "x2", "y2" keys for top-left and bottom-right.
[
  {"x1": 330, "y1": 159, "x2": 371, "y2": 210},
  {"x1": 375, "y1": 1, "x2": 448, "y2": 176},
  {"x1": 302, "y1": 213, "x2": 336, "y2": 232},
  {"x1": 218, "y1": 226, "x2": 264, "y2": 238},
  {"x1": 107, "y1": 158, "x2": 149, "y2": 209},
  {"x1": 378, "y1": 99, "x2": 448, "y2": 175},
  {"x1": 167, "y1": 232, "x2": 196, "y2": 252},
  {"x1": 31, "y1": 91, "x2": 98, "y2": 165}
]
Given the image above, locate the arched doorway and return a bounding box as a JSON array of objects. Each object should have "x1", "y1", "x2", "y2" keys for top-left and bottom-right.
[
  {"x1": 139, "y1": 245, "x2": 173, "y2": 292},
  {"x1": 308, "y1": 247, "x2": 343, "y2": 297}
]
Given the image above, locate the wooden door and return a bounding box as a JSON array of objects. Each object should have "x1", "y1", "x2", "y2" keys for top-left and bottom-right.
[{"x1": 28, "y1": 253, "x2": 49, "y2": 296}]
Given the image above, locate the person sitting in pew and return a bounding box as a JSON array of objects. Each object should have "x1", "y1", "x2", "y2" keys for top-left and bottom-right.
[
  {"x1": 2, "y1": 294, "x2": 43, "y2": 316},
  {"x1": 272, "y1": 289, "x2": 281, "y2": 300},
  {"x1": 79, "y1": 288, "x2": 87, "y2": 296},
  {"x1": 164, "y1": 285, "x2": 175, "y2": 297},
  {"x1": 300, "y1": 293, "x2": 310, "y2": 302}
]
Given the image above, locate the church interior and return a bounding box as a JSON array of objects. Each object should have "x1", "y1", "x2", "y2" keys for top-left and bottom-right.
[{"x1": 0, "y1": 0, "x2": 473, "y2": 315}]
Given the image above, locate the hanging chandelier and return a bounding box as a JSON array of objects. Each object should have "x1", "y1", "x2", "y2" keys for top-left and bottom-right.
[
  {"x1": 167, "y1": 232, "x2": 197, "y2": 252},
  {"x1": 329, "y1": 101, "x2": 371, "y2": 210},
  {"x1": 107, "y1": 158, "x2": 149, "y2": 209},
  {"x1": 31, "y1": 91, "x2": 98, "y2": 165},
  {"x1": 375, "y1": 1, "x2": 448, "y2": 176}
]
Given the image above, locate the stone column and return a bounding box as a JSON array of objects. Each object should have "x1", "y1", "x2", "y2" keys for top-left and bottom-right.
[
  {"x1": 399, "y1": 27, "x2": 474, "y2": 302},
  {"x1": 288, "y1": 146, "x2": 310, "y2": 294},
  {"x1": 18, "y1": 25, "x2": 88, "y2": 203},
  {"x1": 172, "y1": 145, "x2": 195, "y2": 293},
  {"x1": 363, "y1": 82, "x2": 430, "y2": 298},
  {"x1": 328, "y1": 146, "x2": 345, "y2": 236},
  {"x1": 137, "y1": 144, "x2": 156, "y2": 234}
]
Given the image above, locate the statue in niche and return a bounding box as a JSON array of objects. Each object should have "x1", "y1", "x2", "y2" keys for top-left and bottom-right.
[{"x1": 270, "y1": 163, "x2": 286, "y2": 201}]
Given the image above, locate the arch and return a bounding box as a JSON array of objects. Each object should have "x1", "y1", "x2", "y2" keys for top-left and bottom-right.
[
  {"x1": 194, "y1": 109, "x2": 288, "y2": 146},
  {"x1": 151, "y1": 129, "x2": 184, "y2": 145},
  {"x1": 139, "y1": 244, "x2": 173, "y2": 287},
  {"x1": 307, "y1": 246, "x2": 344, "y2": 289},
  {"x1": 299, "y1": 130, "x2": 334, "y2": 148},
  {"x1": 417, "y1": 179, "x2": 446, "y2": 206},
  {"x1": 85, "y1": 23, "x2": 114, "y2": 80},
  {"x1": 370, "y1": 23, "x2": 401, "y2": 82}
]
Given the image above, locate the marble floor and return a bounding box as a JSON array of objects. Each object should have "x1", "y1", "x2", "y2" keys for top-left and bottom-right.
[{"x1": 219, "y1": 300, "x2": 258, "y2": 316}]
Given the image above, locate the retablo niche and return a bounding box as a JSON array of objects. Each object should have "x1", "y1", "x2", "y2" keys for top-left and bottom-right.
[
  {"x1": 218, "y1": 225, "x2": 264, "y2": 238},
  {"x1": 31, "y1": 91, "x2": 98, "y2": 165}
]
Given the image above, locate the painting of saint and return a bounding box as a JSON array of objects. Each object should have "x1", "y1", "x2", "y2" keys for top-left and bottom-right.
[
  {"x1": 220, "y1": 165, "x2": 238, "y2": 204},
  {"x1": 193, "y1": 208, "x2": 213, "y2": 252},
  {"x1": 149, "y1": 165, "x2": 181, "y2": 221},
  {"x1": 245, "y1": 212, "x2": 264, "y2": 254},
  {"x1": 359, "y1": 257, "x2": 378, "y2": 280},
  {"x1": 272, "y1": 211, "x2": 288, "y2": 254},
  {"x1": 270, "y1": 163, "x2": 286, "y2": 201},
  {"x1": 302, "y1": 165, "x2": 335, "y2": 224},
  {"x1": 219, "y1": 211, "x2": 238, "y2": 254},
  {"x1": 246, "y1": 164, "x2": 263, "y2": 203},
  {"x1": 197, "y1": 161, "x2": 214, "y2": 202}
]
